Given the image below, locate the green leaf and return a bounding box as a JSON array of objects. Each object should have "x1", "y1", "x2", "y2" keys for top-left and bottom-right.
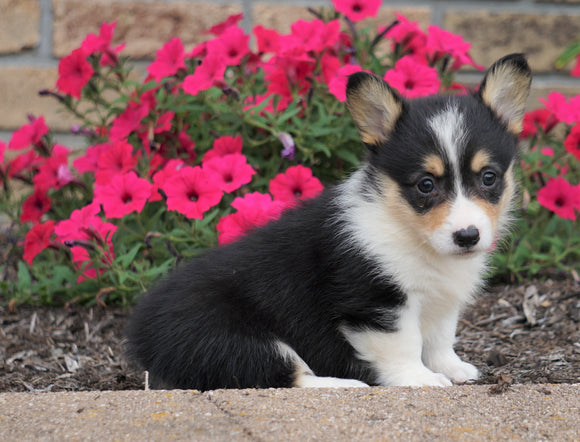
[
  {"x1": 116, "y1": 243, "x2": 142, "y2": 268},
  {"x1": 17, "y1": 262, "x2": 32, "y2": 289}
]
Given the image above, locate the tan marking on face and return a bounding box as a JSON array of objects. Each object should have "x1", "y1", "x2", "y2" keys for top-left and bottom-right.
[
  {"x1": 473, "y1": 163, "x2": 516, "y2": 232},
  {"x1": 381, "y1": 175, "x2": 452, "y2": 247},
  {"x1": 423, "y1": 155, "x2": 445, "y2": 177},
  {"x1": 471, "y1": 150, "x2": 491, "y2": 174}
]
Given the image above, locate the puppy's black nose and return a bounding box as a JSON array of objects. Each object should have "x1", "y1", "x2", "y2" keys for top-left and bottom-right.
[{"x1": 453, "y1": 225, "x2": 480, "y2": 248}]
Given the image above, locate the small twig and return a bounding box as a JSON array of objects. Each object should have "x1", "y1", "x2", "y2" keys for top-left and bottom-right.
[
  {"x1": 29, "y1": 312, "x2": 38, "y2": 335},
  {"x1": 144, "y1": 371, "x2": 150, "y2": 391}
]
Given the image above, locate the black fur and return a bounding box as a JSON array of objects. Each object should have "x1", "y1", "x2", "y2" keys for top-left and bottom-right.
[{"x1": 126, "y1": 189, "x2": 405, "y2": 390}]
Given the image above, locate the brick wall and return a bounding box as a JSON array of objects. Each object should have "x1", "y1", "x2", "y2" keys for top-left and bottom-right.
[{"x1": 1, "y1": 0, "x2": 580, "y2": 144}]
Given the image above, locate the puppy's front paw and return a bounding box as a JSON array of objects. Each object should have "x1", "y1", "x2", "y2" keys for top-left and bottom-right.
[
  {"x1": 446, "y1": 360, "x2": 480, "y2": 383},
  {"x1": 386, "y1": 367, "x2": 452, "y2": 387},
  {"x1": 426, "y1": 353, "x2": 480, "y2": 384}
]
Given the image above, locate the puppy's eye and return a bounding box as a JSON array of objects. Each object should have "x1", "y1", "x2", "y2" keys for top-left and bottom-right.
[
  {"x1": 482, "y1": 171, "x2": 497, "y2": 187},
  {"x1": 417, "y1": 177, "x2": 435, "y2": 194}
]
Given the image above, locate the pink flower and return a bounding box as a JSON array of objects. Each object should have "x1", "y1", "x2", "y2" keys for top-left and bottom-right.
[
  {"x1": 94, "y1": 140, "x2": 138, "y2": 185},
  {"x1": 253, "y1": 25, "x2": 281, "y2": 53},
  {"x1": 23, "y1": 220, "x2": 56, "y2": 265},
  {"x1": 73, "y1": 143, "x2": 109, "y2": 174},
  {"x1": 290, "y1": 19, "x2": 341, "y2": 53},
  {"x1": 564, "y1": 125, "x2": 580, "y2": 162},
  {"x1": 6, "y1": 150, "x2": 40, "y2": 178},
  {"x1": 328, "y1": 64, "x2": 363, "y2": 102},
  {"x1": 56, "y1": 48, "x2": 94, "y2": 99},
  {"x1": 520, "y1": 109, "x2": 557, "y2": 139},
  {"x1": 182, "y1": 51, "x2": 227, "y2": 96},
  {"x1": 537, "y1": 177, "x2": 580, "y2": 221},
  {"x1": 216, "y1": 192, "x2": 286, "y2": 244},
  {"x1": 162, "y1": 166, "x2": 223, "y2": 219},
  {"x1": 149, "y1": 159, "x2": 184, "y2": 202},
  {"x1": 269, "y1": 165, "x2": 324, "y2": 205},
  {"x1": 94, "y1": 171, "x2": 153, "y2": 219},
  {"x1": 332, "y1": 0, "x2": 381, "y2": 22},
  {"x1": 21, "y1": 189, "x2": 51, "y2": 223},
  {"x1": 539, "y1": 92, "x2": 580, "y2": 125},
  {"x1": 203, "y1": 153, "x2": 256, "y2": 193},
  {"x1": 384, "y1": 56, "x2": 440, "y2": 98},
  {"x1": 9, "y1": 116, "x2": 49, "y2": 150},
  {"x1": 55, "y1": 203, "x2": 117, "y2": 282},
  {"x1": 204, "y1": 13, "x2": 244, "y2": 36},
  {"x1": 204, "y1": 135, "x2": 243, "y2": 161},
  {"x1": 572, "y1": 54, "x2": 580, "y2": 78},
  {"x1": 81, "y1": 21, "x2": 125, "y2": 66},
  {"x1": 54, "y1": 203, "x2": 102, "y2": 243},
  {"x1": 209, "y1": 25, "x2": 250, "y2": 66},
  {"x1": 147, "y1": 37, "x2": 186, "y2": 82},
  {"x1": 33, "y1": 144, "x2": 71, "y2": 191},
  {"x1": 384, "y1": 13, "x2": 427, "y2": 61},
  {"x1": 110, "y1": 101, "x2": 150, "y2": 140},
  {"x1": 425, "y1": 26, "x2": 483, "y2": 70}
]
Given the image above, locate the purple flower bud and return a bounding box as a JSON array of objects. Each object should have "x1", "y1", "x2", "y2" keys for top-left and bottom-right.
[{"x1": 279, "y1": 132, "x2": 295, "y2": 160}]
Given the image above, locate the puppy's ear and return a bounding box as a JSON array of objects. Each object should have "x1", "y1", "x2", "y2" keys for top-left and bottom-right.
[
  {"x1": 478, "y1": 53, "x2": 532, "y2": 135},
  {"x1": 346, "y1": 72, "x2": 403, "y2": 147}
]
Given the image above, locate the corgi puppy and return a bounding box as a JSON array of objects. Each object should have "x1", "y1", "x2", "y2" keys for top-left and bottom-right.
[{"x1": 126, "y1": 54, "x2": 531, "y2": 390}]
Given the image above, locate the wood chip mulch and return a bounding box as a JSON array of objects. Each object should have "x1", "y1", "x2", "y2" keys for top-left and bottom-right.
[{"x1": 1, "y1": 279, "x2": 578, "y2": 393}]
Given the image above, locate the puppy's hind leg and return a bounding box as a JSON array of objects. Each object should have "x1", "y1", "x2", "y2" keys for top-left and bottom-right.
[{"x1": 276, "y1": 342, "x2": 369, "y2": 388}]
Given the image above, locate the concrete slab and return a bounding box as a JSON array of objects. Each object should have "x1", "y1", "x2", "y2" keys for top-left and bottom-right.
[{"x1": 0, "y1": 385, "x2": 578, "y2": 441}]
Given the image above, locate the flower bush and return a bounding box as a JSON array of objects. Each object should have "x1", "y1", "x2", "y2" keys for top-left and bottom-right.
[{"x1": 1, "y1": 2, "x2": 579, "y2": 306}]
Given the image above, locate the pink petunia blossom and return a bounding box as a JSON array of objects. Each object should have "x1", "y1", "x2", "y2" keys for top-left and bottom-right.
[
  {"x1": 537, "y1": 177, "x2": 580, "y2": 221},
  {"x1": 33, "y1": 144, "x2": 71, "y2": 191},
  {"x1": 253, "y1": 25, "x2": 281, "y2": 53},
  {"x1": 6, "y1": 150, "x2": 40, "y2": 178},
  {"x1": 23, "y1": 220, "x2": 56, "y2": 265},
  {"x1": 94, "y1": 140, "x2": 138, "y2": 185},
  {"x1": 110, "y1": 101, "x2": 150, "y2": 141},
  {"x1": 520, "y1": 109, "x2": 557, "y2": 139},
  {"x1": 54, "y1": 203, "x2": 102, "y2": 243},
  {"x1": 149, "y1": 159, "x2": 184, "y2": 202},
  {"x1": 204, "y1": 13, "x2": 244, "y2": 36},
  {"x1": 572, "y1": 54, "x2": 580, "y2": 78},
  {"x1": 384, "y1": 56, "x2": 440, "y2": 98},
  {"x1": 56, "y1": 48, "x2": 94, "y2": 99},
  {"x1": 539, "y1": 92, "x2": 580, "y2": 125},
  {"x1": 564, "y1": 124, "x2": 580, "y2": 162},
  {"x1": 147, "y1": 37, "x2": 186, "y2": 82},
  {"x1": 384, "y1": 13, "x2": 427, "y2": 61},
  {"x1": 269, "y1": 165, "x2": 324, "y2": 205},
  {"x1": 290, "y1": 19, "x2": 341, "y2": 53},
  {"x1": 182, "y1": 50, "x2": 227, "y2": 96},
  {"x1": 73, "y1": 143, "x2": 109, "y2": 174},
  {"x1": 328, "y1": 64, "x2": 363, "y2": 102},
  {"x1": 425, "y1": 26, "x2": 483, "y2": 70},
  {"x1": 162, "y1": 166, "x2": 223, "y2": 219},
  {"x1": 216, "y1": 192, "x2": 286, "y2": 244},
  {"x1": 21, "y1": 189, "x2": 51, "y2": 223},
  {"x1": 203, "y1": 153, "x2": 256, "y2": 193},
  {"x1": 208, "y1": 25, "x2": 250, "y2": 66},
  {"x1": 332, "y1": 0, "x2": 381, "y2": 22},
  {"x1": 9, "y1": 116, "x2": 49, "y2": 150},
  {"x1": 203, "y1": 135, "x2": 244, "y2": 161},
  {"x1": 81, "y1": 21, "x2": 125, "y2": 66},
  {"x1": 94, "y1": 171, "x2": 153, "y2": 219}
]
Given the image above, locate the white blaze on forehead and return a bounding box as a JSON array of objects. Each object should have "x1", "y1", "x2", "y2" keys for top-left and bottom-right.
[{"x1": 428, "y1": 105, "x2": 467, "y2": 186}]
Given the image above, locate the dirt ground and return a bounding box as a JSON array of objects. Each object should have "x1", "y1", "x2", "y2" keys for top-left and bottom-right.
[{"x1": 0, "y1": 279, "x2": 578, "y2": 393}]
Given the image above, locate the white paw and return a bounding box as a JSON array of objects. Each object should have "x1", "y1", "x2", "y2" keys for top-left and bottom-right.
[
  {"x1": 445, "y1": 360, "x2": 480, "y2": 383},
  {"x1": 297, "y1": 374, "x2": 369, "y2": 388},
  {"x1": 384, "y1": 367, "x2": 453, "y2": 387},
  {"x1": 426, "y1": 354, "x2": 480, "y2": 384}
]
